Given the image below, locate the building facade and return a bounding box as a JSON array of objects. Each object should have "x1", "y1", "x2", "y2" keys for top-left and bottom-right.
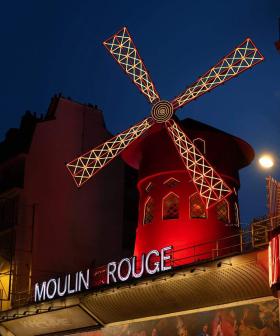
[{"x1": 0, "y1": 96, "x2": 279, "y2": 336}]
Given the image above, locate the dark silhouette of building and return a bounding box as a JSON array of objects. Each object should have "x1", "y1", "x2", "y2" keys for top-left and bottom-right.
[{"x1": 0, "y1": 95, "x2": 138, "y2": 308}]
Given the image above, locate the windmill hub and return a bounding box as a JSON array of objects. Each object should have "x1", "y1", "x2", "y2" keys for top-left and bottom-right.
[{"x1": 151, "y1": 100, "x2": 173, "y2": 123}]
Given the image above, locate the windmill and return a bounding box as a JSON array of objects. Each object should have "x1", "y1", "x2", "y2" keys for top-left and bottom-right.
[{"x1": 66, "y1": 27, "x2": 264, "y2": 209}]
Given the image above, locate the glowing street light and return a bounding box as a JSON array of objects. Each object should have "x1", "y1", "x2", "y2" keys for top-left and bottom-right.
[{"x1": 258, "y1": 154, "x2": 274, "y2": 169}]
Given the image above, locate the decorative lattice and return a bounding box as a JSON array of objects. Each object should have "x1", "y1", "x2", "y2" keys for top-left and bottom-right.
[
  {"x1": 143, "y1": 197, "x2": 154, "y2": 224},
  {"x1": 103, "y1": 27, "x2": 160, "y2": 104},
  {"x1": 66, "y1": 118, "x2": 154, "y2": 187},
  {"x1": 163, "y1": 177, "x2": 180, "y2": 188},
  {"x1": 216, "y1": 200, "x2": 229, "y2": 223},
  {"x1": 171, "y1": 38, "x2": 264, "y2": 110},
  {"x1": 166, "y1": 119, "x2": 232, "y2": 209},
  {"x1": 163, "y1": 193, "x2": 179, "y2": 220}
]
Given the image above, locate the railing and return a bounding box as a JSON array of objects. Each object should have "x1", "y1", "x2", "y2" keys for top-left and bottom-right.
[
  {"x1": 91, "y1": 216, "x2": 279, "y2": 288},
  {"x1": 5, "y1": 215, "x2": 280, "y2": 310}
]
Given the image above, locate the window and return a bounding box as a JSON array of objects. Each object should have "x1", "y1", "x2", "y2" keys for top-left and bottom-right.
[
  {"x1": 143, "y1": 197, "x2": 154, "y2": 224},
  {"x1": 216, "y1": 200, "x2": 229, "y2": 223},
  {"x1": 163, "y1": 177, "x2": 180, "y2": 188},
  {"x1": 190, "y1": 193, "x2": 206, "y2": 219},
  {"x1": 163, "y1": 193, "x2": 179, "y2": 220},
  {"x1": 145, "y1": 182, "x2": 153, "y2": 193}
]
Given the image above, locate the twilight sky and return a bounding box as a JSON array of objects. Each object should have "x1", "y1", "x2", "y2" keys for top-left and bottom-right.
[{"x1": 0, "y1": 0, "x2": 279, "y2": 225}]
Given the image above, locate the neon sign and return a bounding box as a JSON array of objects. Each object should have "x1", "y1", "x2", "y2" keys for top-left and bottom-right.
[
  {"x1": 34, "y1": 246, "x2": 173, "y2": 303},
  {"x1": 107, "y1": 246, "x2": 173, "y2": 284},
  {"x1": 35, "y1": 270, "x2": 89, "y2": 302}
]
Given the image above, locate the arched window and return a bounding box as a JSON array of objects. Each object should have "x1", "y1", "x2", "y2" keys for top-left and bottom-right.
[
  {"x1": 143, "y1": 197, "x2": 154, "y2": 224},
  {"x1": 163, "y1": 193, "x2": 179, "y2": 220},
  {"x1": 216, "y1": 200, "x2": 229, "y2": 223},
  {"x1": 163, "y1": 177, "x2": 180, "y2": 188},
  {"x1": 234, "y1": 202, "x2": 240, "y2": 226},
  {"x1": 190, "y1": 193, "x2": 206, "y2": 219},
  {"x1": 145, "y1": 182, "x2": 153, "y2": 193}
]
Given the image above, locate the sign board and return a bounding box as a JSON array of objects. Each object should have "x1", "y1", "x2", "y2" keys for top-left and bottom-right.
[
  {"x1": 2, "y1": 305, "x2": 100, "y2": 336},
  {"x1": 34, "y1": 246, "x2": 173, "y2": 303}
]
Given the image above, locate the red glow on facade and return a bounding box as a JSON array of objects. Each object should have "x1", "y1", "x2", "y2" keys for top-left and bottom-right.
[{"x1": 123, "y1": 119, "x2": 254, "y2": 264}]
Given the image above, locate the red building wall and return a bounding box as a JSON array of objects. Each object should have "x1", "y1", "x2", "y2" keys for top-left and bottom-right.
[
  {"x1": 23, "y1": 97, "x2": 127, "y2": 284},
  {"x1": 123, "y1": 119, "x2": 254, "y2": 264}
]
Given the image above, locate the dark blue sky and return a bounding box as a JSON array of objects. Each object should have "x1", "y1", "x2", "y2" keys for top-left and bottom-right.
[{"x1": 1, "y1": 0, "x2": 279, "y2": 224}]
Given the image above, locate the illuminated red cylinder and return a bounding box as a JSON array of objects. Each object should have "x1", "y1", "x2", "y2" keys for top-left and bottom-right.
[{"x1": 122, "y1": 118, "x2": 254, "y2": 266}]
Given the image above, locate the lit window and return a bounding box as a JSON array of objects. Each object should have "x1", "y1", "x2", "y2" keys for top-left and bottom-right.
[
  {"x1": 143, "y1": 197, "x2": 154, "y2": 224},
  {"x1": 216, "y1": 200, "x2": 229, "y2": 223},
  {"x1": 163, "y1": 193, "x2": 179, "y2": 220},
  {"x1": 190, "y1": 193, "x2": 206, "y2": 219}
]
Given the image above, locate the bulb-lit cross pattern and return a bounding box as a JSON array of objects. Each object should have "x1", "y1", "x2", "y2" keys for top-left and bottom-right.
[
  {"x1": 67, "y1": 118, "x2": 154, "y2": 186},
  {"x1": 103, "y1": 27, "x2": 160, "y2": 104},
  {"x1": 67, "y1": 27, "x2": 264, "y2": 208},
  {"x1": 171, "y1": 38, "x2": 263, "y2": 110},
  {"x1": 166, "y1": 119, "x2": 230, "y2": 208}
]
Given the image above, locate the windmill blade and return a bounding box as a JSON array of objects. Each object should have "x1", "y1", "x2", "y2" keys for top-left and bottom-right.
[
  {"x1": 171, "y1": 38, "x2": 264, "y2": 111},
  {"x1": 67, "y1": 118, "x2": 154, "y2": 187},
  {"x1": 103, "y1": 27, "x2": 160, "y2": 104},
  {"x1": 165, "y1": 119, "x2": 232, "y2": 208}
]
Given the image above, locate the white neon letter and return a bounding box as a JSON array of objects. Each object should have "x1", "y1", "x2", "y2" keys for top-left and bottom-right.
[
  {"x1": 160, "y1": 246, "x2": 172, "y2": 271},
  {"x1": 57, "y1": 277, "x2": 67, "y2": 297},
  {"x1": 107, "y1": 262, "x2": 117, "y2": 284},
  {"x1": 132, "y1": 255, "x2": 145, "y2": 278},
  {"x1": 46, "y1": 279, "x2": 57, "y2": 299},
  {"x1": 117, "y1": 258, "x2": 132, "y2": 282},
  {"x1": 34, "y1": 282, "x2": 46, "y2": 302},
  {"x1": 67, "y1": 274, "x2": 75, "y2": 294},
  {"x1": 145, "y1": 250, "x2": 160, "y2": 275},
  {"x1": 79, "y1": 269, "x2": 89, "y2": 290}
]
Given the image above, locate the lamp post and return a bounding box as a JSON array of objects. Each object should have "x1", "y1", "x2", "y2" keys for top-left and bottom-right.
[{"x1": 258, "y1": 154, "x2": 275, "y2": 170}]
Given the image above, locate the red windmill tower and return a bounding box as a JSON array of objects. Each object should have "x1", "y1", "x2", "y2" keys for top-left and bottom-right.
[{"x1": 67, "y1": 27, "x2": 264, "y2": 265}]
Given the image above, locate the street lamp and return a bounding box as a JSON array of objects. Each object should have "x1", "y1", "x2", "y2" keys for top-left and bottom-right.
[{"x1": 258, "y1": 154, "x2": 274, "y2": 169}]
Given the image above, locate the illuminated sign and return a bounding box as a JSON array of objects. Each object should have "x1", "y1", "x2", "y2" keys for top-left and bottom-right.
[
  {"x1": 34, "y1": 246, "x2": 173, "y2": 302},
  {"x1": 107, "y1": 246, "x2": 173, "y2": 284},
  {"x1": 269, "y1": 233, "x2": 280, "y2": 290},
  {"x1": 2, "y1": 306, "x2": 100, "y2": 336},
  {"x1": 35, "y1": 269, "x2": 89, "y2": 302}
]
